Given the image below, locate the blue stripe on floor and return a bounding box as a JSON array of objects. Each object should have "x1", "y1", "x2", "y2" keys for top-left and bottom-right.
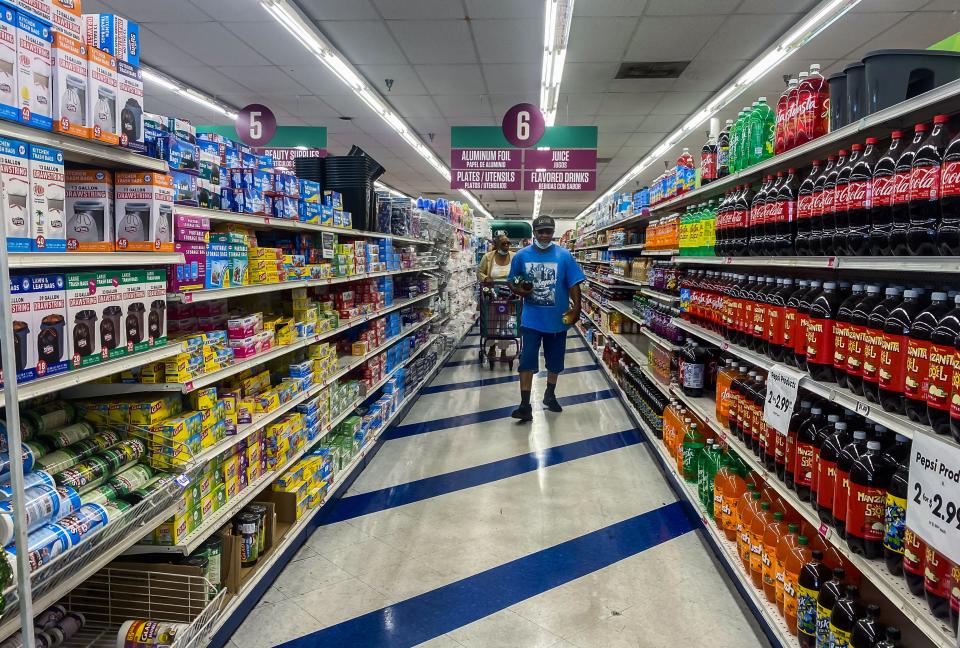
[
  {"x1": 322, "y1": 428, "x2": 642, "y2": 525},
  {"x1": 444, "y1": 345, "x2": 588, "y2": 367},
  {"x1": 277, "y1": 502, "x2": 695, "y2": 648},
  {"x1": 423, "y1": 363, "x2": 599, "y2": 394},
  {"x1": 383, "y1": 388, "x2": 618, "y2": 440}
]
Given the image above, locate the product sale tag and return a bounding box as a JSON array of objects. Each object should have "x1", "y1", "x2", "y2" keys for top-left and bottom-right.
[
  {"x1": 763, "y1": 363, "x2": 805, "y2": 436},
  {"x1": 906, "y1": 433, "x2": 960, "y2": 564}
]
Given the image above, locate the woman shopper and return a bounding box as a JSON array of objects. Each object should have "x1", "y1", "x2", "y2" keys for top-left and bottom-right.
[{"x1": 477, "y1": 231, "x2": 516, "y2": 363}]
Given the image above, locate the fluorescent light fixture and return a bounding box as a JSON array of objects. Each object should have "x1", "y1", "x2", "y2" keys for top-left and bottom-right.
[
  {"x1": 142, "y1": 65, "x2": 240, "y2": 120},
  {"x1": 260, "y1": 0, "x2": 492, "y2": 219},
  {"x1": 575, "y1": 0, "x2": 860, "y2": 220},
  {"x1": 142, "y1": 68, "x2": 179, "y2": 92},
  {"x1": 375, "y1": 181, "x2": 412, "y2": 199}
]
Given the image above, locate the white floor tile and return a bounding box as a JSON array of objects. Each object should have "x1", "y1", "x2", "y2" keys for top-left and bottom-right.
[
  {"x1": 229, "y1": 600, "x2": 326, "y2": 648},
  {"x1": 287, "y1": 577, "x2": 391, "y2": 630},
  {"x1": 449, "y1": 609, "x2": 563, "y2": 648}
]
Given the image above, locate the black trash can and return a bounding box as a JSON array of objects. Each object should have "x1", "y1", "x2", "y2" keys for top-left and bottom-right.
[
  {"x1": 844, "y1": 63, "x2": 867, "y2": 124},
  {"x1": 863, "y1": 49, "x2": 960, "y2": 115},
  {"x1": 828, "y1": 72, "x2": 847, "y2": 131}
]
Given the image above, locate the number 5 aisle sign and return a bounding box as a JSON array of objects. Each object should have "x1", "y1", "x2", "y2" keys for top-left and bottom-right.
[{"x1": 906, "y1": 433, "x2": 960, "y2": 565}]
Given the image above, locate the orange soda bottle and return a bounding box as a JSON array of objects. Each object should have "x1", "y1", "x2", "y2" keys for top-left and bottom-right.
[
  {"x1": 783, "y1": 535, "x2": 813, "y2": 635},
  {"x1": 776, "y1": 522, "x2": 801, "y2": 612},
  {"x1": 762, "y1": 511, "x2": 787, "y2": 603},
  {"x1": 717, "y1": 463, "x2": 747, "y2": 541},
  {"x1": 751, "y1": 501, "x2": 773, "y2": 588},
  {"x1": 738, "y1": 488, "x2": 760, "y2": 569},
  {"x1": 715, "y1": 361, "x2": 744, "y2": 426}
]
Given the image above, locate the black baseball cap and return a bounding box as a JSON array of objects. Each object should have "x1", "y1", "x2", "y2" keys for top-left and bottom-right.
[{"x1": 533, "y1": 215, "x2": 555, "y2": 232}]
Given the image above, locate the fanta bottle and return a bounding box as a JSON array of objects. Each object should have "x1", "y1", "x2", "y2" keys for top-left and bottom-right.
[
  {"x1": 784, "y1": 534, "x2": 813, "y2": 634},
  {"x1": 751, "y1": 501, "x2": 774, "y2": 588},
  {"x1": 739, "y1": 488, "x2": 760, "y2": 569},
  {"x1": 776, "y1": 523, "x2": 802, "y2": 612},
  {"x1": 717, "y1": 462, "x2": 748, "y2": 541},
  {"x1": 763, "y1": 511, "x2": 788, "y2": 603}
]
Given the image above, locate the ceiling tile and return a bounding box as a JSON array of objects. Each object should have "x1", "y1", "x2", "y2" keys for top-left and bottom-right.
[
  {"x1": 626, "y1": 131, "x2": 667, "y2": 147},
  {"x1": 854, "y1": 11, "x2": 960, "y2": 52},
  {"x1": 698, "y1": 13, "x2": 802, "y2": 62},
  {"x1": 147, "y1": 22, "x2": 272, "y2": 66},
  {"x1": 358, "y1": 65, "x2": 428, "y2": 95},
  {"x1": 562, "y1": 63, "x2": 619, "y2": 93},
  {"x1": 652, "y1": 91, "x2": 710, "y2": 115},
  {"x1": 567, "y1": 17, "x2": 638, "y2": 62},
  {"x1": 192, "y1": 0, "x2": 267, "y2": 21},
  {"x1": 373, "y1": 0, "x2": 466, "y2": 19},
  {"x1": 416, "y1": 65, "x2": 486, "y2": 95},
  {"x1": 140, "y1": 26, "x2": 204, "y2": 69},
  {"x1": 389, "y1": 95, "x2": 444, "y2": 119},
  {"x1": 553, "y1": 114, "x2": 598, "y2": 126},
  {"x1": 574, "y1": 0, "x2": 648, "y2": 17},
  {"x1": 639, "y1": 114, "x2": 683, "y2": 131},
  {"x1": 558, "y1": 93, "x2": 603, "y2": 115},
  {"x1": 671, "y1": 57, "x2": 744, "y2": 92},
  {"x1": 608, "y1": 77, "x2": 677, "y2": 93},
  {"x1": 299, "y1": 0, "x2": 379, "y2": 20},
  {"x1": 99, "y1": 0, "x2": 209, "y2": 22},
  {"x1": 644, "y1": 0, "x2": 739, "y2": 14},
  {"x1": 284, "y1": 65, "x2": 356, "y2": 95},
  {"x1": 388, "y1": 21, "x2": 475, "y2": 65},
  {"x1": 465, "y1": 0, "x2": 542, "y2": 18},
  {"x1": 851, "y1": 0, "x2": 930, "y2": 11},
  {"x1": 317, "y1": 21, "x2": 408, "y2": 64},
  {"x1": 221, "y1": 21, "x2": 314, "y2": 66},
  {"x1": 173, "y1": 65, "x2": 243, "y2": 95},
  {"x1": 433, "y1": 95, "x2": 495, "y2": 119},
  {"x1": 625, "y1": 16, "x2": 725, "y2": 61},
  {"x1": 737, "y1": 0, "x2": 819, "y2": 13},
  {"x1": 319, "y1": 95, "x2": 371, "y2": 118},
  {"x1": 809, "y1": 12, "x2": 905, "y2": 59},
  {"x1": 406, "y1": 117, "x2": 451, "y2": 134},
  {"x1": 595, "y1": 115, "x2": 647, "y2": 131},
  {"x1": 217, "y1": 66, "x2": 306, "y2": 93},
  {"x1": 489, "y1": 94, "x2": 530, "y2": 116},
  {"x1": 471, "y1": 19, "x2": 543, "y2": 64},
  {"x1": 482, "y1": 64, "x2": 540, "y2": 94},
  {"x1": 596, "y1": 93, "x2": 661, "y2": 116},
  {"x1": 216, "y1": 93, "x2": 293, "y2": 116},
  {"x1": 267, "y1": 96, "x2": 341, "y2": 120}
]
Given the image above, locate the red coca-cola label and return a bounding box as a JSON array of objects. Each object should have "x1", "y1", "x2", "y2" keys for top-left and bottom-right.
[
  {"x1": 822, "y1": 187, "x2": 835, "y2": 214},
  {"x1": 862, "y1": 328, "x2": 882, "y2": 383},
  {"x1": 797, "y1": 194, "x2": 814, "y2": 220},
  {"x1": 805, "y1": 317, "x2": 834, "y2": 364},
  {"x1": 893, "y1": 170, "x2": 912, "y2": 204},
  {"x1": 846, "y1": 324, "x2": 865, "y2": 378},
  {"x1": 734, "y1": 208, "x2": 748, "y2": 228},
  {"x1": 816, "y1": 459, "x2": 838, "y2": 510},
  {"x1": 925, "y1": 547, "x2": 952, "y2": 599},
  {"x1": 811, "y1": 189, "x2": 825, "y2": 218},
  {"x1": 767, "y1": 305, "x2": 784, "y2": 345},
  {"x1": 845, "y1": 482, "x2": 886, "y2": 541},
  {"x1": 872, "y1": 174, "x2": 896, "y2": 208},
  {"x1": 847, "y1": 180, "x2": 871, "y2": 210},
  {"x1": 833, "y1": 321, "x2": 850, "y2": 370},
  {"x1": 903, "y1": 528, "x2": 925, "y2": 576},
  {"x1": 833, "y1": 469, "x2": 851, "y2": 523},
  {"x1": 904, "y1": 339, "x2": 931, "y2": 401},
  {"x1": 943, "y1": 160, "x2": 960, "y2": 198},
  {"x1": 779, "y1": 199, "x2": 796, "y2": 223},
  {"x1": 909, "y1": 164, "x2": 941, "y2": 202},
  {"x1": 836, "y1": 183, "x2": 850, "y2": 212},
  {"x1": 795, "y1": 442, "x2": 815, "y2": 487},
  {"x1": 878, "y1": 332, "x2": 907, "y2": 390},
  {"x1": 796, "y1": 312, "x2": 810, "y2": 355},
  {"x1": 926, "y1": 343, "x2": 955, "y2": 412}
]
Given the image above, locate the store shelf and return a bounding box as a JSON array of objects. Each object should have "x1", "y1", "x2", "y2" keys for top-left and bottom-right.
[
  {"x1": 61, "y1": 292, "x2": 438, "y2": 398},
  {"x1": 168, "y1": 266, "x2": 439, "y2": 304},
  {"x1": 588, "y1": 209, "x2": 652, "y2": 235},
  {"x1": 574, "y1": 243, "x2": 609, "y2": 250},
  {"x1": 671, "y1": 316, "x2": 960, "y2": 452},
  {"x1": 640, "y1": 326, "x2": 681, "y2": 353},
  {"x1": 8, "y1": 252, "x2": 185, "y2": 268},
  {"x1": 1, "y1": 342, "x2": 185, "y2": 409},
  {"x1": 609, "y1": 243, "x2": 646, "y2": 252},
  {"x1": 173, "y1": 204, "x2": 432, "y2": 246},
  {"x1": 649, "y1": 78, "x2": 960, "y2": 217},
  {"x1": 669, "y1": 386, "x2": 956, "y2": 648},
  {"x1": 640, "y1": 287, "x2": 680, "y2": 304},
  {"x1": 643, "y1": 249, "x2": 679, "y2": 257},
  {"x1": 671, "y1": 254, "x2": 960, "y2": 274},
  {"x1": 586, "y1": 276, "x2": 643, "y2": 291},
  {"x1": 581, "y1": 259, "x2": 610, "y2": 265}
]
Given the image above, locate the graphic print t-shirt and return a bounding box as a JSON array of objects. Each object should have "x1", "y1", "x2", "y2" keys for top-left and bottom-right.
[{"x1": 508, "y1": 244, "x2": 586, "y2": 333}]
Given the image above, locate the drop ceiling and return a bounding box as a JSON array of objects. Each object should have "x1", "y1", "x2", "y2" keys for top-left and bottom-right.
[{"x1": 85, "y1": 0, "x2": 960, "y2": 219}]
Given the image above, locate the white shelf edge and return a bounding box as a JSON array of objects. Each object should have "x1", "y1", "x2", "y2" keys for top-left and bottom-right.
[
  {"x1": 8, "y1": 252, "x2": 185, "y2": 268},
  {"x1": 672, "y1": 255, "x2": 960, "y2": 274}
]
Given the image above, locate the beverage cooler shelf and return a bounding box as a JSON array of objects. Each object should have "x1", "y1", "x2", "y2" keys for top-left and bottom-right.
[{"x1": 673, "y1": 256, "x2": 960, "y2": 274}]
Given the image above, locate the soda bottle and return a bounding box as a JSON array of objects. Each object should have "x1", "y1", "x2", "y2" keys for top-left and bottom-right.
[
  {"x1": 784, "y1": 534, "x2": 812, "y2": 634},
  {"x1": 845, "y1": 285, "x2": 880, "y2": 397},
  {"x1": 936, "y1": 125, "x2": 960, "y2": 254},
  {"x1": 809, "y1": 156, "x2": 835, "y2": 255},
  {"x1": 677, "y1": 147, "x2": 695, "y2": 195},
  {"x1": 774, "y1": 167, "x2": 798, "y2": 254},
  {"x1": 878, "y1": 289, "x2": 924, "y2": 412},
  {"x1": 717, "y1": 462, "x2": 748, "y2": 541},
  {"x1": 806, "y1": 281, "x2": 845, "y2": 381},
  {"x1": 883, "y1": 443, "x2": 909, "y2": 576},
  {"x1": 763, "y1": 173, "x2": 785, "y2": 255},
  {"x1": 787, "y1": 72, "x2": 807, "y2": 151},
  {"x1": 776, "y1": 78, "x2": 797, "y2": 155},
  {"x1": 796, "y1": 280, "x2": 823, "y2": 371},
  {"x1": 739, "y1": 489, "x2": 761, "y2": 569},
  {"x1": 846, "y1": 439, "x2": 894, "y2": 559},
  {"x1": 833, "y1": 429, "x2": 868, "y2": 538},
  {"x1": 748, "y1": 97, "x2": 775, "y2": 167},
  {"x1": 926, "y1": 546, "x2": 953, "y2": 619},
  {"x1": 810, "y1": 413, "x2": 840, "y2": 507},
  {"x1": 680, "y1": 340, "x2": 707, "y2": 397},
  {"x1": 846, "y1": 138, "x2": 880, "y2": 256},
  {"x1": 850, "y1": 604, "x2": 882, "y2": 648},
  {"x1": 797, "y1": 64, "x2": 829, "y2": 145},
  {"x1": 715, "y1": 361, "x2": 742, "y2": 426},
  {"x1": 795, "y1": 406, "x2": 825, "y2": 501},
  {"x1": 829, "y1": 585, "x2": 863, "y2": 648},
  {"x1": 762, "y1": 510, "x2": 787, "y2": 602},
  {"x1": 784, "y1": 400, "x2": 812, "y2": 487},
  {"x1": 718, "y1": 119, "x2": 732, "y2": 178},
  {"x1": 816, "y1": 567, "x2": 846, "y2": 648},
  {"x1": 768, "y1": 278, "x2": 794, "y2": 363},
  {"x1": 904, "y1": 526, "x2": 927, "y2": 595},
  {"x1": 949, "y1": 562, "x2": 960, "y2": 636},
  {"x1": 681, "y1": 422, "x2": 705, "y2": 483},
  {"x1": 736, "y1": 184, "x2": 754, "y2": 256},
  {"x1": 820, "y1": 149, "x2": 848, "y2": 256},
  {"x1": 869, "y1": 131, "x2": 904, "y2": 256},
  {"x1": 833, "y1": 143, "x2": 862, "y2": 252},
  {"x1": 904, "y1": 291, "x2": 949, "y2": 421},
  {"x1": 907, "y1": 114, "x2": 951, "y2": 255},
  {"x1": 796, "y1": 161, "x2": 822, "y2": 256},
  {"x1": 928, "y1": 294, "x2": 960, "y2": 434},
  {"x1": 816, "y1": 421, "x2": 850, "y2": 523},
  {"x1": 730, "y1": 108, "x2": 746, "y2": 173},
  {"x1": 890, "y1": 123, "x2": 928, "y2": 256},
  {"x1": 784, "y1": 280, "x2": 810, "y2": 368},
  {"x1": 833, "y1": 284, "x2": 865, "y2": 387},
  {"x1": 750, "y1": 277, "x2": 772, "y2": 353},
  {"x1": 863, "y1": 287, "x2": 904, "y2": 404},
  {"x1": 873, "y1": 627, "x2": 901, "y2": 648},
  {"x1": 750, "y1": 176, "x2": 772, "y2": 254},
  {"x1": 700, "y1": 132, "x2": 717, "y2": 186},
  {"x1": 796, "y1": 546, "x2": 829, "y2": 646}
]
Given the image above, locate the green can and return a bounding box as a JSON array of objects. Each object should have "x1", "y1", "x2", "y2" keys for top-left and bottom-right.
[
  {"x1": 80, "y1": 484, "x2": 118, "y2": 507},
  {"x1": 108, "y1": 464, "x2": 153, "y2": 496},
  {"x1": 38, "y1": 421, "x2": 95, "y2": 450},
  {"x1": 197, "y1": 536, "x2": 223, "y2": 597}
]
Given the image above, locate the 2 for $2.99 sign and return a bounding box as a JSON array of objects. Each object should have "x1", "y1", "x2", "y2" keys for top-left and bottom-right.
[{"x1": 906, "y1": 433, "x2": 960, "y2": 565}]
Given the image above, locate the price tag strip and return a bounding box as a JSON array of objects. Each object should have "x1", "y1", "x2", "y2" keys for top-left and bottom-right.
[
  {"x1": 763, "y1": 363, "x2": 805, "y2": 436},
  {"x1": 906, "y1": 433, "x2": 960, "y2": 565}
]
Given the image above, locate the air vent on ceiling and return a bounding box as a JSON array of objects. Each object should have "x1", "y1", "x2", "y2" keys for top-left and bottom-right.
[{"x1": 615, "y1": 61, "x2": 690, "y2": 79}]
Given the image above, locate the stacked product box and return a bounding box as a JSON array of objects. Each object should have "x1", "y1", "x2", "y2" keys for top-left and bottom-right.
[
  {"x1": 169, "y1": 214, "x2": 209, "y2": 292},
  {"x1": 271, "y1": 449, "x2": 331, "y2": 520},
  {"x1": 64, "y1": 168, "x2": 113, "y2": 252},
  {"x1": 114, "y1": 172, "x2": 174, "y2": 252}
]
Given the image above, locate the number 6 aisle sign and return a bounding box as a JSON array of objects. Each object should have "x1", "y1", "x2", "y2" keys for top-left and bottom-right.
[
  {"x1": 502, "y1": 103, "x2": 545, "y2": 148},
  {"x1": 906, "y1": 433, "x2": 960, "y2": 565},
  {"x1": 236, "y1": 104, "x2": 277, "y2": 147}
]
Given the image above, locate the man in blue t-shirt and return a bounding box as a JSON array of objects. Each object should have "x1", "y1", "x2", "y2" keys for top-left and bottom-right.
[{"x1": 508, "y1": 215, "x2": 586, "y2": 421}]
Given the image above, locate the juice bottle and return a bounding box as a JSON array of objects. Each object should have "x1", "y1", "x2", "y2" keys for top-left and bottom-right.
[
  {"x1": 846, "y1": 439, "x2": 894, "y2": 559},
  {"x1": 807, "y1": 281, "x2": 846, "y2": 382},
  {"x1": 883, "y1": 440, "x2": 909, "y2": 575},
  {"x1": 795, "y1": 406, "x2": 825, "y2": 501},
  {"x1": 797, "y1": 547, "x2": 829, "y2": 647},
  {"x1": 878, "y1": 289, "x2": 925, "y2": 413},
  {"x1": 850, "y1": 604, "x2": 882, "y2": 648},
  {"x1": 776, "y1": 522, "x2": 801, "y2": 612},
  {"x1": 784, "y1": 399, "x2": 813, "y2": 487},
  {"x1": 739, "y1": 489, "x2": 761, "y2": 570},
  {"x1": 903, "y1": 527, "x2": 927, "y2": 596},
  {"x1": 750, "y1": 501, "x2": 773, "y2": 588},
  {"x1": 783, "y1": 533, "x2": 812, "y2": 635},
  {"x1": 926, "y1": 294, "x2": 960, "y2": 435},
  {"x1": 863, "y1": 287, "x2": 905, "y2": 404},
  {"x1": 924, "y1": 546, "x2": 953, "y2": 619},
  {"x1": 816, "y1": 567, "x2": 846, "y2": 648},
  {"x1": 833, "y1": 284, "x2": 865, "y2": 388},
  {"x1": 832, "y1": 430, "x2": 868, "y2": 539},
  {"x1": 816, "y1": 421, "x2": 850, "y2": 523},
  {"x1": 717, "y1": 462, "x2": 747, "y2": 541},
  {"x1": 762, "y1": 510, "x2": 787, "y2": 603},
  {"x1": 829, "y1": 584, "x2": 863, "y2": 648}
]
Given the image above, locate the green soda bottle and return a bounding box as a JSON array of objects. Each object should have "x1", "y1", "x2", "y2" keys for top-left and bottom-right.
[
  {"x1": 682, "y1": 423, "x2": 705, "y2": 483},
  {"x1": 697, "y1": 439, "x2": 715, "y2": 508},
  {"x1": 706, "y1": 199, "x2": 718, "y2": 256},
  {"x1": 748, "y1": 97, "x2": 775, "y2": 167}
]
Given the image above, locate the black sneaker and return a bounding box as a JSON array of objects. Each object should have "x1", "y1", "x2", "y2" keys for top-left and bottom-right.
[
  {"x1": 542, "y1": 396, "x2": 563, "y2": 412},
  {"x1": 511, "y1": 404, "x2": 533, "y2": 421}
]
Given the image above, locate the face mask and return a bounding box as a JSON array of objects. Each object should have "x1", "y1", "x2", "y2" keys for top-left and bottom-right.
[
  {"x1": 534, "y1": 239, "x2": 553, "y2": 250},
  {"x1": 496, "y1": 249, "x2": 509, "y2": 256}
]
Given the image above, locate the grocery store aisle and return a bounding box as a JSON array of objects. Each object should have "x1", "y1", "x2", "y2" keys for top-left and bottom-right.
[{"x1": 227, "y1": 327, "x2": 769, "y2": 648}]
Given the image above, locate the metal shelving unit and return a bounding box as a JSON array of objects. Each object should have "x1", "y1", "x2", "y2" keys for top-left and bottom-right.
[
  {"x1": 640, "y1": 287, "x2": 680, "y2": 304},
  {"x1": 673, "y1": 254, "x2": 960, "y2": 274},
  {"x1": 609, "y1": 243, "x2": 646, "y2": 252}
]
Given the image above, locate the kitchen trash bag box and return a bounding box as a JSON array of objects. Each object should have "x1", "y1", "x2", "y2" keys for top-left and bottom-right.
[
  {"x1": 50, "y1": 0, "x2": 81, "y2": 42},
  {"x1": 0, "y1": 5, "x2": 19, "y2": 124},
  {"x1": 87, "y1": 45, "x2": 118, "y2": 145},
  {"x1": 0, "y1": 136, "x2": 31, "y2": 252},
  {"x1": 51, "y1": 31, "x2": 89, "y2": 139},
  {"x1": 15, "y1": 0, "x2": 52, "y2": 24},
  {"x1": 116, "y1": 59, "x2": 143, "y2": 152},
  {"x1": 83, "y1": 13, "x2": 138, "y2": 65},
  {"x1": 29, "y1": 273, "x2": 68, "y2": 378},
  {"x1": 114, "y1": 171, "x2": 174, "y2": 252},
  {"x1": 16, "y1": 10, "x2": 52, "y2": 130},
  {"x1": 65, "y1": 168, "x2": 113, "y2": 251},
  {"x1": 29, "y1": 143, "x2": 65, "y2": 252}
]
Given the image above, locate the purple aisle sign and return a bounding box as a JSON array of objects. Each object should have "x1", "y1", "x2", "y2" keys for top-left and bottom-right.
[
  {"x1": 451, "y1": 148, "x2": 522, "y2": 170},
  {"x1": 524, "y1": 169, "x2": 596, "y2": 191},
  {"x1": 502, "y1": 103, "x2": 545, "y2": 148},
  {"x1": 524, "y1": 149, "x2": 597, "y2": 171},
  {"x1": 451, "y1": 169, "x2": 522, "y2": 191},
  {"x1": 235, "y1": 104, "x2": 277, "y2": 147}
]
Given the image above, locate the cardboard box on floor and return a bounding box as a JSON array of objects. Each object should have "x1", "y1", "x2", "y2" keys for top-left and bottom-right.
[{"x1": 219, "y1": 499, "x2": 280, "y2": 595}]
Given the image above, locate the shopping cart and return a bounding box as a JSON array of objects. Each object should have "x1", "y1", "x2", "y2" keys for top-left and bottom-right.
[{"x1": 478, "y1": 281, "x2": 521, "y2": 370}]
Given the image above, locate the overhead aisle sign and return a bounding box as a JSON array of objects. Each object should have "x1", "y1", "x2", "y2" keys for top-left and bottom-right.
[{"x1": 450, "y1": 104, "x2": 597, "y2": 192}]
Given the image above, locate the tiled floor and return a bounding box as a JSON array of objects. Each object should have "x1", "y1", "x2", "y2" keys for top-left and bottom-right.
[{"x1": 227, "y1": 329, "x2": 769, "y2": 648}]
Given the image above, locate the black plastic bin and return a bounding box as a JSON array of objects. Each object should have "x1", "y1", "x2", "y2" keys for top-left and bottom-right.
[
  {"x1": 844, "y1": 63, "x2": 867, "y2": 125},
  {"x1": 863, "y1": 49, "x2": 960, "y2": 115},
  {"x1": 828, "y1": 72, "x2": 847, "y2": 130}
]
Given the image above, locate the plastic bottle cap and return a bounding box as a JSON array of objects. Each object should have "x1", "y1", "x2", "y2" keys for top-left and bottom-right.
[
  {"x1": 833, "y1": 567, "x2": 845, "y2": 578},
  {"x1": 846, "y1": 584, "x2": 859, "y2": 597},
  {"x1": 852, "y1": 284, "x2": 864, "y2": 291},
  {"x1": 853, "y1": 430, "x2": 867, "y2": 439},
  {"x1": 811, "y1": 549, "x2": 823, "y2": 559},
  {"x1": 933, "y1": 292, "x2": 947, "y2": 301},
  {"x1": 812, "y1": 159, "x2": 820, "y2": 165},
  {"x1": 895, "y1": 434, "x2": 908, "y2": 442},
  {"x1": 824, "y1": 282, "x2": 837, "y2": 289},
  {"x1": 886, "y1": 287, "x2": 902, "y2": 296},
  {"x1": 839, "y1": 149, "x2": 848, "y2": 155},
  {"x1": 915, "y1": 122, "x2": 928, "y2": 131},
  {"x1": 799, "y1": 72, "x2": 809, "y2": 78},
  {"x1": 866, "y1": 285, "x2": 881, "y2": 294},
  {"x1": 800, "y1": 400, "x2": 812, "y2": 408},
  {"x1": 934, "y1": 115, "x2": 949, "y2": 124},
  {"x1": 789, "y1": 523, "x2": 800, "y2": 533},
  {"x1": 774, "y1": 511, "x2": 784, "y2": 521},
  {"x1": 798, "y1": 535, "x2": 809, "y2": 545},
  {"x1": 904, "y1": 289, "x2": 919, "y2": 298},
  {"x1": 836, "y1": 422, "x2": 847, "y2": 430},
  {"x1": 852, "y1": 144, "x2": 862, "y2": 150},
  {"x1": 811, "y1": 407, "x2": 823, "y2": 414},
  {"x1": 892, "y1": 130, "x2": 904, "y2": 138},
  {"x1": 761, "y1": 502, "x2": 770, "y2": 510},
  {"x1": 752, "y1": 492, "x2": 761, "y2": 500}
]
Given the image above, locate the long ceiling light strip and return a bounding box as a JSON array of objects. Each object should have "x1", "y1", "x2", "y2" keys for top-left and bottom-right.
[
  {"x1": 260, "y1": 0, "x2": 492, "y2": 219},
  {"x1": 532, "y1": 0, "x2": 575, "y2": 222},
  {"x1": 141, "y1": 67, "x2": 239, "y2": 120},
  {"x1": 574, "y1": 0, "x2": 861, "y2": 220}
]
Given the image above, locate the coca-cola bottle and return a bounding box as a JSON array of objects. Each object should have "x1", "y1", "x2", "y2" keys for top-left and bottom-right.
[
  {"x1": 701, "y1": 131, "x2": 718, "y2": 186},
  {"x1": 751, "y1": 176, "x2": 773, "y2": 255},
  {"x1": 845, "y1": 138, "x2": 880, "y2": 256},
  {"x1": 936, "y1": 127, "x2": 960, "y2": 254},
  {"x1": 787, "y1": 72, "x2": 806, "y2": 151},
  {"x1": 869, "y1": 132, "x2": 904, "y2": 256},
  {"x1": 927, "y1": 294, "x2": 960, "y2": 435},
  {"x1": 797, "y1": 64, "x2": 829, "y2": 146},
  {"x1": 846, "y1": 285, "x2": 883, "y2": 396},
  {"x1": 820, "y1": 149, "x2": 848, "y2": 256},
  {"x1": 809, "y1": 155, "x2": 835, "y2": 255},
  {"x1": 905, "y1": 291, "x2": 949, "y2": 423},
  {"x1": 833, "y1": 283, "x2": 865, "y2": 388},
  {"x1": 776, "y1": 78, "x2": 797, "y2": 155},
  {"x1": 795, "y1": 161, "x2": 822, "y2": 256},
  {"x1": 806, "y1": 281, "x2": 844, "y2": 381},
  {"x1": 878, "y1": 289, "x2": 925, "y2": 413},
  {"x1": 834, "y1": 144, "x2": 862, "y2": 253},
  {"x1": 718, "y1": 120, "x2": 732, "y2": 179},
  {"x1": 764, "y1": 172, "x2": 786, "y2": 255},
  {"x1": 863, "y1": 287, "x2": 904, "y2": 404},
  {"x1": 736, "y1": 184, "x2": 753, "y2": 257},
  {"x1": 890, "y1": 123, "x2": 928, "y2": 256},
  {"x1": 907, "y1": 114, "x2": 951, "y2": 256},
  {"x1": 774, "y1": 168, "x2": 798, "y2": 254}
]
